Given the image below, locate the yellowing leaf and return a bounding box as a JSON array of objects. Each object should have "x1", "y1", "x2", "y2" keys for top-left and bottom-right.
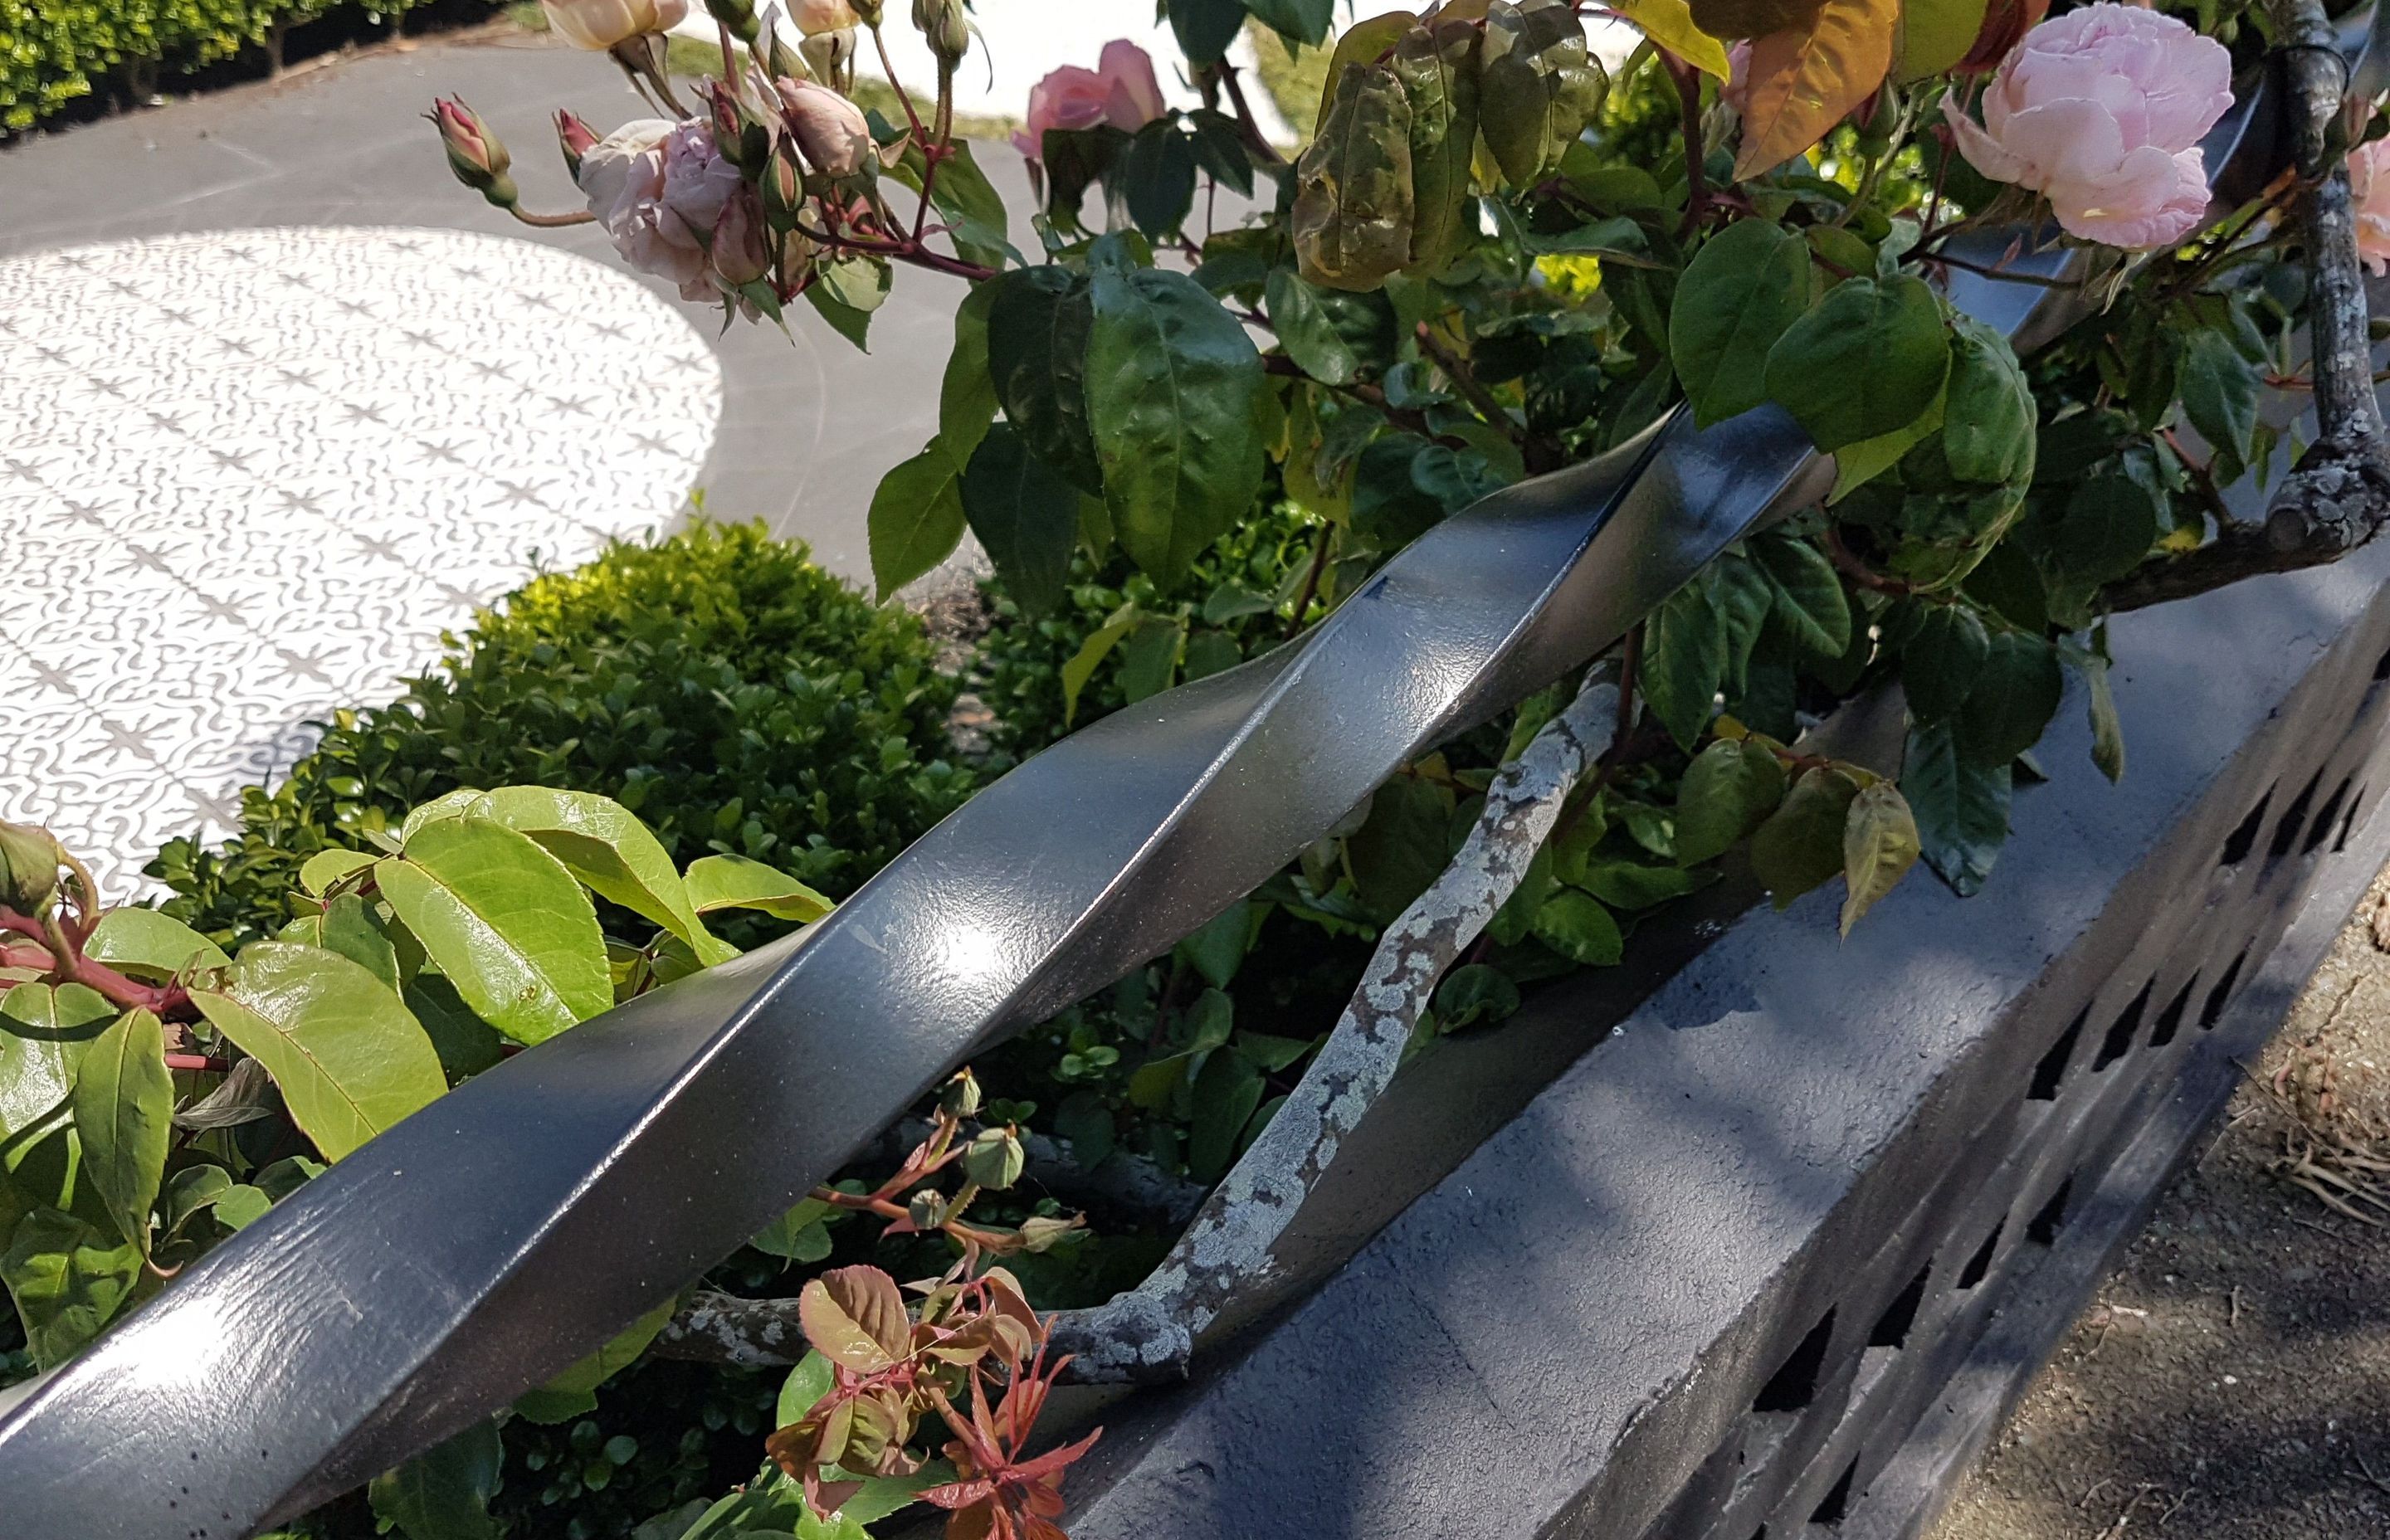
[
  {"x1": 1734, "y1": 0, "x2": 1897, "y2": 180},
  {"x1": 1895, "y1": 0, "x2": 1991, "y2": 80},
  {"x1": 1839, "y1": 780, "x2": 1919, "y2": 936},
  {"x1": 798, "y1": 1265, "x2": 912, "y2": 1375},
  {"x1": 1615, "y1": 0, "x2": 1733, "y2": 78}
]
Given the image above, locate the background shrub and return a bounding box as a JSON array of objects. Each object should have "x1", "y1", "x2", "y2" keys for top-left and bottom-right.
[{"x1": 153, "y1": 521, "x2": 975, "y2": 946}]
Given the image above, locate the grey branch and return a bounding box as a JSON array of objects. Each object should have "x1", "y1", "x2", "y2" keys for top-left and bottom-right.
[
  {"x1": 651, "y1": 1289, "x2": 810, "y2": 1368},
  {"x1": 1047, "y1": 674, "x2": 1622, "y2": 1383},
  {"x1": 2110, "y1": 0, "x2": 2390, "y2": 611}
]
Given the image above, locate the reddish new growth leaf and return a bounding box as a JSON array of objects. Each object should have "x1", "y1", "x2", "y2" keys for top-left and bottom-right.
[{"x1": 767, "y1": 1262, "x2": 1096, "y2": 1536}]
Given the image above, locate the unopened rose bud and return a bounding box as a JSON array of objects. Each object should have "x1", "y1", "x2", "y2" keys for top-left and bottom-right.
[
  {"x1": 1016, "y1": 1215, "x2": 1080, "y2": 1254},
  {"x1": 778, "y1": 76, "x2": 873, "y2": 181},
  {"x1": 0, "y1": 820, "x2": 62, "y2": 914},
  {"x1": 703, "y1": 0, "x2": 759, "y2": 42},
  {"x1": 700, "y1": 78, "x2": 771, "y2": 173},
  {"x1": 789, "y1": 0, "x2": 857, "y2": 32},
  {"x1": 753, "y1": 22, "x2": 806, "y2": 83},
  {"x1": 711, "y1": 189, "x2": 773, "y2": 287},
  {"x1": 850, "y1": 0, "x2": 882, "y2": 22},
  {"x1": 541, "y1": 0, "x2": 688, "y2": 51},
  {"x1": 907, "y1": 1188, "x2": 949, "y2": 1230},
  {"x1": 799, "y1": 25, "x2": 855, "y2": 84},
  {"x1": 430, "y1": 97, "x2": 519, "y2": 209},
  {"x1": 910, "y1": 0, "x2": 964, "y2": 66},
  {"x1": 939, "y1": 1068, "x2": 982, "y2": 1118},
  {"x1": 963, "y1": 1127, "x2": 1025, "y2": 1192},
  {"x1": 554, "y1": 109, "x2": 600, "y2": 180},
  {"x1": 758, "y1": 136, "x2": 807, "y2": 231}
]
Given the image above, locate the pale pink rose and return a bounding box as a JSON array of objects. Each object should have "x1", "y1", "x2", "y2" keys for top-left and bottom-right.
[
  {"x1": 788, "y1": 0, "x2": 856, "y2": 32},
  {"x1": 541, "y1": 0, "x2": 686, "y2": 51},
  {"x1": 578, "y1": 118, "x2": 744, "y2": 300},
  {"x1": 776, "y1": 77, "x2": 875, "y2": 179},
  {"x1": 2352, "y1": 140, "x2": 2390, "y2": 276},
  {"x1": 1946, "y1": 2, "x2": 2231, "y2": 250},
  {"x1": 1011, "y1": 39, "x2": 1168, "y2": 162}
]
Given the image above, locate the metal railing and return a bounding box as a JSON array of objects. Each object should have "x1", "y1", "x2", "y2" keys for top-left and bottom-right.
[{"x1": 1, "y1": 19, "x2": 2379, "y2": 1534}]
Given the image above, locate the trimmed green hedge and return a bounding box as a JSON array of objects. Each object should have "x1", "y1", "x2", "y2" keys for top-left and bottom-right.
[{"x1": 153, "y1": 521, "x2": 976, "y2": 947}]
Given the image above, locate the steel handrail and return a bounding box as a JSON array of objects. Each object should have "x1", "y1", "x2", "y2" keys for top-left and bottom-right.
[{"x1": 0, "y1": 18, "x2": 2376, "y2": 1533}]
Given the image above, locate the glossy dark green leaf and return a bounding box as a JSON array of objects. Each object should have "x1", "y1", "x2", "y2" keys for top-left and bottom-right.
[
  {"x1": 866, "y1": 442, "x2": 968, "y2": 600},
  {"x1": 193, "y1": 943, "x2": 446, "y2": 1160},
  {"x1": 478, "y1": 786, "x2": 733, "y2": 967},
  {"x1": 1706, "y1": 553, "x2": 1776, "y2": 696},
  {"x1": 1903, "y1": 718, "x2": 2012, "y2": 895},
  {"x1": 402, "y1": 975, "x2": 505, "y2": 1079},
  {"x1": 1122, "y1": 119, "x2": 1199, "y2": 238},
  {"x1": 2058, "y1": 471, "x2": 2162, "y2": 590},
  {"x1": 1956, "y1": 631, "x2": 2064, "y2": 765},
  {"x1": 1749, "y1": 532, "x2": 1851, "y2": 656},
  {"x1": 1478, "y1": 0, "x2": 1607, "y2": 187},
  {"x1": 751, "y1": 1197, "x2": 836, "y2": 1263},
  {"x1": 1643, "y1": 580, "x2": 1728, "y2": 751},
  {"x1": 1943, "y1": 315, "x2": 2037, "y2": 485},
  {"x1": 1245, "y1": 0, "x2": 1332, "y2": 43},
  {"x1": 1188, "y1": 1048, "x2": 1266, "y2": 1183},
  {"x1": 82, "y1": 909, "x2": 227, "y2": 980},
  {"x1": 0, "y1": 982, "x2": 112, "y2": 1142},
  {"x1": 1085, "y1": 264, "x2": 1269, "y2": 585},
  {"x1": 1674, "y1": 738, "x2": 1788, "y2": 865},
  {"x1": 1764, "y1": 274, "x2": 1951, "y2": 451},
  {"x1": 1347, "y1": 775, "x2": 1453, "y2": 924},
  {"x1": 1900, "y1": 603, "x2": 1990, "y2": 722},
  {"x1": 1749, "y1": 765, "x2": 1862, "y2": 909},
  {"x1": 1118, "y1": 616, "x2": 1187, "y2": 703},
  {"x1": 683, "y1": 854, "x2": 833, "y2": 924},
  {"x1": 1579, "y1": 860, "x2": 1715, "y2": 910},
  {"x1": 919, "y1": 141, "x2": 1013, "y2": 273},
  {"x1": 1532, "y1": 888, "x2": 1624, "y2": 965},
  {"x1": 939, "y1": 281, "x2": 1000, "y2": 465},
  {"x1": 1177, "y1": 899, "x2": 1259, "y2": 991},
  {"x1": 1433, "y1": 963, "x2": 1521, "y2": 1031},
  {"x1": 1268, "y1": 266, "x2": 1364, "y2": 386},
  {"x1": 368, "y1": 1418, "x2": 505, "y2": 1540},
  {"x1": 1670, "y1": 220, "x2": 1814, "y2": 426},
  {"x1": 0, "y1": 1206, "x2": 141, "y2": 1368},
  {"x1": 1186, "y1": 108, "x2": 1257, "y2": 196},
  {"x1": 280, "y1": 893, "x2": 402, "y2": 992},
  {"x1": 1061, "y1": 607, "x2": 1140, "y2": 727},
  {"x1": 378, "y1": 818, "x2": 611, "y2": 1045},
  {"x1": 1292, "y1": 62, "x2": 1416, "y2": 293},
  {"x1": 69, "y1": 1008, "x2": 169, "y2": 1254},
  {"x1": 2178, "y1": 326, "x2": 2259, "y2": 465},
  {"x1": 1392, "y1": 15, "x2": 1484, "y2": 270},
  {"x1": 962, "y1": 422, "x2": 1082, "y2": 618},
  {"x1": 987, "y1": 265, "x2": 1106, "y2": 495},
  {"x1": 1168, "y1": 0, "x2": 1249, "y2": 63}
]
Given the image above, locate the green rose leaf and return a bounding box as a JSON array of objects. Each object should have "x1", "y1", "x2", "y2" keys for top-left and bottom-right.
[
  {"x1": 1085, "y1": 262, "x2": 1269, "y2": 586},
  {"x1": 682, "y1": 854, "x2": 834, "y2": 924},
  {"x1": 368, "y1": 1418, "x2": 505, "y2": 1540},
  {"x1": 962, "y1": 421, "x2": 1082, "y2": 620},
  {"x1": 280, "y1": 893, "x2": 403, "y2": 992},
  {"x1": 1392, "y1": 14, "x2": 1485, "y2": 271},
  {"x1": 1532, "y1": 888, "x2": 1625, "y2": 965},
  {"x1": 1943, "y1": 315, "x2": 2037, "y2": 485},
  {"x1": 1749, "y1": 765, "x2": 1863, "y2": 909},
  {"x1": 192, "y1": 943, "x2": 446, "y2": 1161},
  {"x1": 297, "y1": 848, "x2": 377, "y2": 898},
  {"x1": 1899, "y1": 603, "x2": 1991, "y2": 722},
  {"x1": 515, "y1": 1296, "x2": 678, "y2": 1424},
  {"x1": 1168, "y1": 0, "x2": 1249, "y2": 64},
  {"x1": 1480, "y1": 0, "x2": 1608, "y2": 188},
  {"x1": 1188, "y1": 1046, "x2": 1266, "y2": 1183},
  {"x1": 1765, "y1": 274, "x2": 1952, "y2": 451},
  {"x1": 1839, "y1": 780, "x2": 1920, "y2": 935},
  {"x1": 987, "y1": 265, "x2": 1106, "y2": 495},
  {"x1": 0, "y1": 1206, "x2": 142, "y2": 1369},
  {"x1": 1674, "y1": 738, "x2": 1789, "y2": 865},
  {"x1": 1245, "y1": 0, "x2": 1333, "y2": 44},
  {"x1": 1670, "y1": 219, "x2": 1815, "y2": 427},
  {"x1": 1122, "y1": 119, "x2": 1199, "y2": 239},
  {"x1": 1061, "y1": 606, "x2": 1141, "y2": 727},
  {"x1": 0, "y1": 982, "x2": 113, "y2": 1140},
  {"x1": 2057, "y1": 471, "x2": 2163, "y2": 592},
  {"x1": 1642, "y1": 579, "x2": 1729, "y2": 752},
  {"x1": 866, "y1": 443, "x2": 968, "y2": 602},
  {"x1": 1902, "y1": 718, "x2": 2012, "y2": 895},
  {"x1": 377, "y1": 817, "x2": 612, "y2": 1045},
  {"x1": 477, "y1": 786, "x2": 734, "y2": 967},
  {"x1": 1433, "y1": 962, "x2": 1521, "y2": 1031},
  {"x1": 2178, "y1": 326, "x2": 2259, "y2": 466},
  {"x1": 1292, "y1": 61, "x2": 1417, "y2": 293},
  {"x1": 82, "y1": 909, "x2": 228, "y2": 980},
  {"x1": 1749, "y1": 532, "x2": 1851, "y2": 657},
  {"x1": 939, "y1": 281, "x2": 999, "y2": 465},
  {"x1": 69, "y1": 1007, "x2": 171, "y2": 1254},
  {"x1": 1956, "y1": 630, "x2": 2064, "y2": 766}
]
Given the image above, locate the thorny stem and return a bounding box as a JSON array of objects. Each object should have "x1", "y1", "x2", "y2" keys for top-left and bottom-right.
[
  {"x1": 0, "y1": 905, "x2": 188, "y2": 1015},
  {"x1": 1415, "y1": 322, "x2": 1523, "y2": 443}
]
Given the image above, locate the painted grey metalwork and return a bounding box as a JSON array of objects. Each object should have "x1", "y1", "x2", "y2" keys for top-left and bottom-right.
[{"x1": 0, "y1": 17, "x2": 2380, "y2": 1537}]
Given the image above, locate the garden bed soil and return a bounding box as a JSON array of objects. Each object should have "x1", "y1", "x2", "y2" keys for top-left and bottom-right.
[{"x1": 1929, "y1": 865, "x2": 2390, "y2": 1540}]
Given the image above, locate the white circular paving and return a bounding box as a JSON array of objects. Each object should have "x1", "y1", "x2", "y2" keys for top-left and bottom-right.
[{"x1": 0, "y1": 226, "x2": 723, "y2": 898}]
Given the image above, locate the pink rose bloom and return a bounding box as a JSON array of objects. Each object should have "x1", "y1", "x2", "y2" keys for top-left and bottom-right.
[
  {"x1": 2351, "y1": 139, "x2": 2390, "y2": 276},
  {"x1": 1012, "y1": 40, "x2": 1168, "y2": 162},
  {"x1": 1946, "y1": 2, "x2": 2232, "y2": 250},
  {"x1": 776, "y1": 77, "x2": 875, "y2": 179},
  {"x1": 579, "y1": 118, "x2": 744, "y2": 300}
]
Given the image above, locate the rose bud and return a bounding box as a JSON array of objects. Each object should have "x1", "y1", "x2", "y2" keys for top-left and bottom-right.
[
  {"x1": 700, "y1": 77, "x2": 771, "y2": 173},
  {"x1": 912, "y1": 0, "x2": 965, "y2": 67},
  {"x1": 0, "y1": 820, "x2": 61, "y2": 914},
  {"x1": 710, "y1": 188, "x2": 773, "y2": 287},
  {"x1": 962, "y1": 1127, "x2": 1025, "y2": 1192},
  {"x1": 554, "y1": 109, "x2": 600, "y2": 180},
  {"x1": 430, "y1": 97, "x2": 519, "y2": 208},
  {"x1": 703, "y1": 0, "x2": 759, "y2": 43},
  {"x1": 777, "y1": 76, "x2": 874, "y2": 181},
  {"x1": 540, "y1": 0, "x2": 689, "y2": 51},
  {"x1": 758, "y1": 134, "x2": 807, "y2": 231},
  {"x1": 798, "y1": 25, "x2": 854, "y2": 84},
  {"x1": 789, "y1": 0, "x2": 857, "y2": 32}
]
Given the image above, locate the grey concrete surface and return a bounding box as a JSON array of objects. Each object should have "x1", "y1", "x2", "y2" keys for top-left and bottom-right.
[{"x1": 0, "y1": 28, "x2": 1005, "y2": 586}]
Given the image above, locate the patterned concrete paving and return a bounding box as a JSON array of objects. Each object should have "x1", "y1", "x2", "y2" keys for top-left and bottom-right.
[{"x1": 0, "y1": 32, "x2": 966, "y2": 892}]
